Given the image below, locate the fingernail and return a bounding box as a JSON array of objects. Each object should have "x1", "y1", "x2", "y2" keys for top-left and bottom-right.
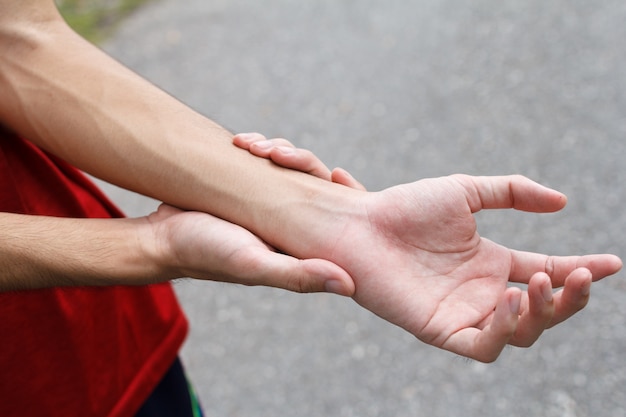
[
  {"x1": 542, "y1": 282, "x2": 553, "y2": 302},
  {"x1": 252, "y1": 140, "x2": 273, "y2": 149},
  {"x1": 509, "y1": 292, "x2": 521, "y2": 314},
  {"x1": 325, "y1": 280, "x2": 347, "y2": 296},
  {"x1": 581, "y1": 280, "x2": 591, "y2": 296},
  {"x1": 234, "y1": 132, "x2": 254, "y2": 140},
  {"x1": 275, "y1": 146, "x2": 294, "y2": 154}
]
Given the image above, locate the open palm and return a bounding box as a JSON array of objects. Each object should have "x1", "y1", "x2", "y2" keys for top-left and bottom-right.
[
  {"x1": 233, "y1": 134, "x2": 621, "y2": 362},
  {"x1": 336, "y1": 174, "x2": 621, "y2": 362}
]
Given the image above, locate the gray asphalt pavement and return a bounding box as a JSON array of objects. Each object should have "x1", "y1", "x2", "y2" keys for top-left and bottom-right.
[{"x1": 97, "y1": 1, "x2": 626, "y2": 416}]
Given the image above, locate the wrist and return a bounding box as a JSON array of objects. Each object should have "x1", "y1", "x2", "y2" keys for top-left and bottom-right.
[
  {"x1": 71, "y1": 216, "x2": 170, "y2": 286},
  {"x1": 0, "y1": 213, "x2": 169, "y2": 291},
  {"x1": 248, "y1": 172, "x2": 369, "y2": 260}
]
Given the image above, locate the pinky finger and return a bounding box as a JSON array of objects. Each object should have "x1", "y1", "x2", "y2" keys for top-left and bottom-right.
[
  {"x1": 331, "y1": 168, "x2": 367, "y2": 191},
  {"x1": 270, "y1": 146, "x2": 332, "y2": 180},
  {"x1": 441, "y1": 287, "x2": 521, "y2": 363}
]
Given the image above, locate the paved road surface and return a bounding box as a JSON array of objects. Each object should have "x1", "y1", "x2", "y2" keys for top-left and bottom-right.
[{"x1": 97, "y1": 1, "x2": 626, "y2": 416}]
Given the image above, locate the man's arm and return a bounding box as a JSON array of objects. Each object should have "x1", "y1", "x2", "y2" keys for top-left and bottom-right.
[
  {"x1": 0, "y1": 205, "x2": 359, "y2": 294},
  {"x1": 0, "y1": 0, "x2": 621, "y2": 361},
  {"x1": 0, "y1": 0, "x2": 350, "y2": 250},
  {"x1": 0, "y1": 212, "x2": 160, "y2": 290},
  {"x1": 0, "y1": 136, "x2": 358, "y2": 293}
]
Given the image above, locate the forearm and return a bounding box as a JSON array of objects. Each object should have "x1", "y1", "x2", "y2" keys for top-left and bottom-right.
[
  {"x1": 0, "y1": 212, "x2": 165, "y2": 291},
  {"x1": 0, "y1": 8, "x2": 234, "y2": 203},
  {"x1": 0, "y1": 3, "x2": 362, "y2": 257}
]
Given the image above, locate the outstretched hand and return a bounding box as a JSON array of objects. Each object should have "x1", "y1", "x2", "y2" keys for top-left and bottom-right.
[
  {"x1": 233, "y1": 134, "x2": 621, "y2": 361},
  {"x1": 164, "y1": 132, "x2": 621, "y2": 362},
  {"x1": 334, "y1": 174, "x2": 621, "y2": 361}
]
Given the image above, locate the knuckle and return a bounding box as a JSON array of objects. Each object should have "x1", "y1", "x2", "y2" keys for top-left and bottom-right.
[{"x1": 545, "y1": 256, "x2": 556, "y2": 277}]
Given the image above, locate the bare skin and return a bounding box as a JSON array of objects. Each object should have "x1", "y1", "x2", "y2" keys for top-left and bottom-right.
[
  {"x1": 0, "y1": 1, "x2": 621, "y2": 361},
  {"x1": 233, "y1": 133, "x2": 621, "y2": 360}
]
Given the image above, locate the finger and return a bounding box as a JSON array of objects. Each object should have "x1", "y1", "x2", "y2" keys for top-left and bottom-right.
[
  {"x1": 269, "y1": 146, "x2": 333, "y2": 181},
  {"x1": 232, "y1": 132, "x2": 268, "y2": 150},
  {"x1": 238, "y1": 247, "x2": 356, "y2": 296},
  {"x1": 249, "y1": 138, "x2": 295, "y2": 158},
  {"x1": 547, "y1": 267, "x2": 592, "y2": 328},
  {"x1": 234, "y1": 133, "x2": 334, "y2": 180},
  {"x1": 508, "y1": 273, "x2": 555, "y2": 347},
  {"x1": 149, "y1": 203, "x2": 184, "y2": 221},
  {"x1": 509, "y1": 251, "x2": 622, "y2": 286},
  {"x1": 453, "y1": 174, "x2": 567, "y2": 213},
  {"x1": 233, "y1": 133, "x2": 295, "y2": 157},
  {"x1": 331, "y1": 167, "x2": 367, "y2": 191},
  {"x1": 441, "y1": 287, "x2": 521, "y2": 363}
]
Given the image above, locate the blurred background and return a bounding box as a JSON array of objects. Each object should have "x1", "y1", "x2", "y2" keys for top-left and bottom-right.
[{"x1": 60, "y1": 0, "x2": 626, "y2": 416}]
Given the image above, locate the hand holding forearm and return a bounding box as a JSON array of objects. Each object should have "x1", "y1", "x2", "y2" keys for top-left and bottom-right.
[{"x1": 0, "y1": 133, "x2": 357, "y2": 294}]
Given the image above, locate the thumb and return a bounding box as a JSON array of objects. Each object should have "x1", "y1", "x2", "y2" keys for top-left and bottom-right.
[
  {"x1": 455, "y1": 174, "x2": 567, "y2": 213},
  {"x1": 249, "y1": 251, "x2": 356, "y2": 296}
]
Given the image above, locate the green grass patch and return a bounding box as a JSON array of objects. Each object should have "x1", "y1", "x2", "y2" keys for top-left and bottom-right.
[{"x1": 55, "y1": 0, "x2": 151, "y2": 43}]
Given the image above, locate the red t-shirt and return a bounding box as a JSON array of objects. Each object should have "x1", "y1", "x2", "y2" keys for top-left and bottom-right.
[{"x1": 0, "y1": 129, "x2": 188, "y2": 417}]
